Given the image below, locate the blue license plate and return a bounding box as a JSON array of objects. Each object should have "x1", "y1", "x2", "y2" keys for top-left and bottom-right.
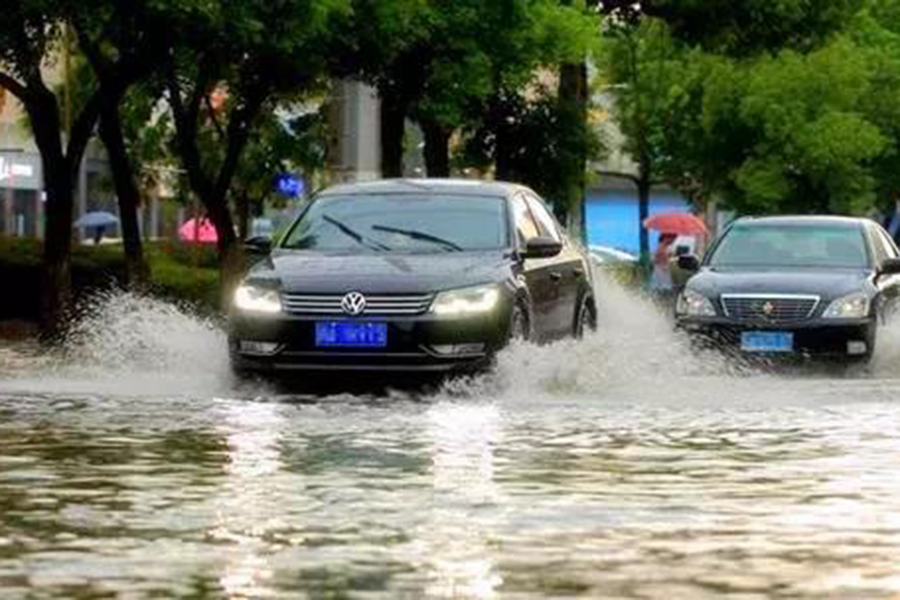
[
  {"x1": 315, "y1": 322, "x2": 388, "y2": 348},
  {"x1": 741, "y1": 331, "x2": 794, "y2": 353}
]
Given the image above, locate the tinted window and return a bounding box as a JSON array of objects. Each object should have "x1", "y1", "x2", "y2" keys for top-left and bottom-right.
[
  {"x1": 710, "y1": 223, "x2": 869, "y2": 269},
  {"x1": 525, "y1": 194, "x2": 561, "y2": 242},
  {"x1": 511, "y1": 195, "x2": 541, "y2": 246},
  {"x1": 282, "y1": 194, "x2": 507, "y2": 253}
]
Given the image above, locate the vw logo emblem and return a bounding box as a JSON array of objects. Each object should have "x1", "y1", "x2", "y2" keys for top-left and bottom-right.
[{"x1": 341, "y1": 292, "x2": 367, "y2": 316}]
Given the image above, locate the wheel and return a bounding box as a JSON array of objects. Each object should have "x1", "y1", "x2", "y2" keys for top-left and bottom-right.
[
  {"x1": 509, "y1": 302, "x2": 530, "y2": 342},
  {"x1": 574, "y1": 296, "x2": 597, "y2": 339}
]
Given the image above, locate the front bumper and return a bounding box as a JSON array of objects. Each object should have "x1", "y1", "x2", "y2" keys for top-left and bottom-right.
[
  {"x1": 228, "y1": 308, "x2": 510, "y2": 374},
  {"x1": 676, "y1": 316, "x2": 876, "y2": 357}
]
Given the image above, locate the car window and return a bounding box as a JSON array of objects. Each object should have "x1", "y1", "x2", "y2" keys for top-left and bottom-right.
[
  {"x1": 281, "y1": 194, "x2": 508, "y2": 253},
  {"x1": 873, "y1": 226, "x2": 899, "y2": 261},
  {"x1": 709, "y1": 223, "x2": 869, "y2": 269},
  {"x1": 511, "y1": 194, "x2": 541, "y2": 246},
  {"x1": 524, "y1": 194, "x2": 561, "y2": 242}
]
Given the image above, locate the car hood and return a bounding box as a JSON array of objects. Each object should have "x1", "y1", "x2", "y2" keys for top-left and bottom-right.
[
  {"x1": 688, "y1": 267, "x2": 874, "y2": 300},
  {"x1": 248, "y1": 250, "x2": 513, "y2": 294}
]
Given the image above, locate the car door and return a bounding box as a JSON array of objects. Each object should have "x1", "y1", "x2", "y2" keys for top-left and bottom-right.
[
  {"x1": 511, "y1": 193, "x2": 556, "y2": 341},
  {"x1": 524, "y1": 192, "x2": 584, "y2": 338},
  {"x1": 871, "y1": 225, "x2": 900, "y2": 321}
]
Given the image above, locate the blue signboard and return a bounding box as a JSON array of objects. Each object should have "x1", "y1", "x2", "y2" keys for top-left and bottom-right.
[{"x1": 275, "y1": 174, "x2": 304, "y2": 198}]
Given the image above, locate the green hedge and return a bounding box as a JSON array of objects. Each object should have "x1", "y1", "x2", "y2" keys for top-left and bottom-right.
[{"x1": 0, "y1": 237, "x2": 221, "y2": 321}]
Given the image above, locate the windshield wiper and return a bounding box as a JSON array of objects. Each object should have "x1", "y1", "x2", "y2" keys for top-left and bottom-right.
[
  {"x1": 371, "y1": 224, "x2": 463, "y2": 252},
  {"x1": 323, "y1": 215, "x2": 391, "y2": 252}
]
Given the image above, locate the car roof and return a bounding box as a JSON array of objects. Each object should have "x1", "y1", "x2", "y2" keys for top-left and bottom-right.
[
  {"x1": 733, "y1": 215, "x2": 874, "y2": 227},
  {"x1": 316, "y1": 178, "x2": 527, "y2": 199}
]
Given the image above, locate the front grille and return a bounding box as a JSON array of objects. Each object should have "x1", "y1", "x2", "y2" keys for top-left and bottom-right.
[
  {"x1": 721, "y1": 294, "x2": 819, "y2": 323},
  {"x1": 282, "y1": 293, "x2": 434, "y2": 316}
]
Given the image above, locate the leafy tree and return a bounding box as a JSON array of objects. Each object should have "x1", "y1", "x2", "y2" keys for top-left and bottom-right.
[
  {"x1": 0, "y1": 0, "x2": 151, "y2": 335},
  {"x1": 331, "y1": 0, "x2": 597, "y2": 179},
  {"x1": 600, "y1": 0, "x2": 864, "y2": 55},
  {"x1": 160, "y1": 0, "x2": 347, "y2": 298}
]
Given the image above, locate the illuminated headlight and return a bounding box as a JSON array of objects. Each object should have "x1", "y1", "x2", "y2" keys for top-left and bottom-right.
[
  {"x1": 675, "y1": 289, "x2": 716, "y2": 317},
  {"x1": 430, "y1": 284, "x2": 501, "y2": 316},
  {"x1": 823, "y1": 292, "x2": 869, "y2": 319},
  {"x1": 234, "y1": 284, "x2": 282, "y2": 314}
]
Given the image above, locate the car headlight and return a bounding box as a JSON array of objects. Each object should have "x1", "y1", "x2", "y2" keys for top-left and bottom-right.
[
  {"x1": 676, "y1": 289, "x2": 716, "y2": 317},
  {"x1": 234, "y1": 284, "x2": 282, "y2": 314},
  {"x1": 431, "y1": 284, "x2": 501, "y2": 316},
  {"x1": 822, "y1": 292, "x2": 869, "y2": 319}
]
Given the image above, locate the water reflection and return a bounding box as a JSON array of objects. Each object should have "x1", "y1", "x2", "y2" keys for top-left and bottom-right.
[
  {"x1": 210, "y1": 400, "x2": 288, "y2": 599},
  {"x1": 421, "y1": 402, "x2": 504, "y2": 598}
]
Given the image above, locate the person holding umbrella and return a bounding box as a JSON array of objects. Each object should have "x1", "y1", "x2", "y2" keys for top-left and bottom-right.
[
  {"x1": 651, "y1": 232, "x2": 678, "y2": 294},
  {"x1": 643, "y1": 212, "x2": 709, "y2": 306}
]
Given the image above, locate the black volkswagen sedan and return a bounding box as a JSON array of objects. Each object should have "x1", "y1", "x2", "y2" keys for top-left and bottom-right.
[
  {"x1": 228, "y1": 179, "x2": 596, "y2": 375},
  {"x1": 676, "y1": 216, "x2": 900, "y2": 361}
]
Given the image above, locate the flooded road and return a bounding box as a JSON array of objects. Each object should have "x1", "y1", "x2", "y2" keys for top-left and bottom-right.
[{"x1": 3, "y1": 285, "x2": 900, "y2": 598}]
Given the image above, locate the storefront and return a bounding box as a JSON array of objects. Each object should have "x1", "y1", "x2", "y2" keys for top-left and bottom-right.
[{"x1": 0, "y1": 152, "x2": 43, "y2": 239}]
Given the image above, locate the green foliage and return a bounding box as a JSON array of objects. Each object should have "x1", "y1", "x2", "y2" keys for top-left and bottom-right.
[
  {"x1": 0, "y1": 237, "x2": 221, "y2": 320},
  {"x1": 600, "y1": 6, "x2": 900, "y2": 217}
]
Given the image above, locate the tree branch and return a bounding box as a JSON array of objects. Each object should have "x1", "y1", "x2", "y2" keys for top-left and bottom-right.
[
  {"x1": 166, "y1": 63, "x2": 214, "y2": 202},
  {"x1": 0, "y1": 71, "x2": 29, "y2": 101},
  {"x1": 213, "y1": 89, "x2": 265, "y2": 201}
]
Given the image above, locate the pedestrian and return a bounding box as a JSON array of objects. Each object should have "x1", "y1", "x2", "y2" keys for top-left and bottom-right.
[
  {"x1": 93, "y1": 225, "x2": 105, "y2": 245},
  {"x1": 650, "y1": 232, "x2": 677, "y2": 304}
]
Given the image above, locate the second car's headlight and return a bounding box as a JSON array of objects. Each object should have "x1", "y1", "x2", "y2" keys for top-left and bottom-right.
[
  {"x1": 431, "y1": 284, "x2": 501, "y2": 316},
  {"x1": 234, "y1": 284, "x2": 282, "y2": 314},
  {"x1": 822, "y1": 292, "x2": 869, "y2": 319},
  {"x1": 675, "y1": 289, "x2": 716, "y2": 317}
]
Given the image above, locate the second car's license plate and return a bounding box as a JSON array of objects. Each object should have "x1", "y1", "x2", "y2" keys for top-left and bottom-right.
[
  {"x1": 741, "y1": 331, "x2": 794, "y2": 353},
  {"x1": 315, "y1": 322, "x2": 388, "y2": 348}
]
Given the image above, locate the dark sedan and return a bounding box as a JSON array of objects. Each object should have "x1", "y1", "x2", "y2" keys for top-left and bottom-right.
[
  {"x1": 675, "y1": 216, "x2": 900, "y2": 361},
  {"x1": 228, "y1": 179, "x2": 596, "y2": 375}
]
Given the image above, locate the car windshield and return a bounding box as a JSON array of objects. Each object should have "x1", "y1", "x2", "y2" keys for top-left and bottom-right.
[
  {"x1": 281, "y1": 194, "x2": 508, "y2": 253},
  {"x1": 709, "y1": 223, "x2": 869, "y2": 269}
]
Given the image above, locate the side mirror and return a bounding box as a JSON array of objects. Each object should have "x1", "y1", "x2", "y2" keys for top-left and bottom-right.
[
  {"x1": 880, "y1": 257, "x2": 900, "y2": 275},
  {"x1": 244, "y1": 236, "x2": 273, "y2": 254},
  {"x1": 677, "y1": 254, "x2": 701, "y2": 273},
  {"x1": 523, "y1": 237, "x2": 563, "y2": 259}
]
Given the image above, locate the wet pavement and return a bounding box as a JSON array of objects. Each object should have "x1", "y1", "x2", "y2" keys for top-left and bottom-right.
[{"x1": 2, "y1": 286, "x2": 900, "y2": 598}]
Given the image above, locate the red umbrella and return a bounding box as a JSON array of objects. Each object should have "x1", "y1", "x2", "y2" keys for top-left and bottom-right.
[
  {"x1": 643, "y1": 212, "x2": 709, "y2": 237},
  {"x1": 179, "y1": 218, "x2": 218, "y2": 243}
]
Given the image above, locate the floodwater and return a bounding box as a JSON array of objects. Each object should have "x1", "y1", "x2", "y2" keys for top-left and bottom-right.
[{"x1": 3, "y1": 282, "x2": 900, "y2": 599}]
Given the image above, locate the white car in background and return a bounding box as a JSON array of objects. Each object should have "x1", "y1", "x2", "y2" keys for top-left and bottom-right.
[{"x1": 589, "y1": 245, "x2": 639, "y2": 265}]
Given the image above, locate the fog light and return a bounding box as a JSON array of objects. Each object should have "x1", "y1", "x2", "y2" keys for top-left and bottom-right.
[
  {"x1": 431, "y1": 343, "x2": 486, "y2": 356},
  {"x1": 847, "y1": 341, "x2": 868, "y2": 355},
  {"x1": 239, "y1": 341, "x2": 280, "y2": 355}
]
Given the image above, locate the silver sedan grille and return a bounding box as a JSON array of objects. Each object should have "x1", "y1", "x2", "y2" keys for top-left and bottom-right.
[
  {"x1": 282, "y1": 293, "x2": 434, "y2": 316},
  {"x1": 720, "y1": 294, "x2": 820, "y2": 323}
]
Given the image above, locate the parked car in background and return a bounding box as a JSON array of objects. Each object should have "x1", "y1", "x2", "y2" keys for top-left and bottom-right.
[
  {"x1": 229, "y1": 179, "x2": 597, "y2": 376},
  {"x1": 675, "y1": 216, "x2": 900, "y2": 361},
  {"x1": 589, "y1": 245, "x2": 638, "y2": 265}
]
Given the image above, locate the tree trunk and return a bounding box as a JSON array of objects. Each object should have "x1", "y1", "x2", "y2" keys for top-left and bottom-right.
[
  {"x1": 29, "y1": 95, "x2": 73, "y2": 341},
  {"x1": 421, "y1": 119, "x2": 451, "y2": 178},
  {"x1": 558, "y1": 60, "x2": 589, "y2": 241},
  {"x1": 236, "y1": 192, "x2": 251, "y2": 241},
  {"x1": 40, "y1": 160, "x2": 75, "y2": 341},
  {"x1": 490, "y1": 96, "x2": 515, "y2": 182},
  {"x1": 98, "y1": 99, "x2": 149, "y2": 289},
  {"x1": 207, "y1": 199, "x2": 243, "y2": 307},
  {"x1": 380, "y1": 87, "x2": 407, "y2": 178}
]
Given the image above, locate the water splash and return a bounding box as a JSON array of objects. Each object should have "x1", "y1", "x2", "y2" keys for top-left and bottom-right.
[{"x1": 0, "y1": 291, "x2": 235, "y2": 398}]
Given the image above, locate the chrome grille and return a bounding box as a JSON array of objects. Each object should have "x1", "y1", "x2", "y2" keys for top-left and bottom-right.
[
  {"x1": 282, "y1": 293, "x2": 434, "y2": 316},
  {"x1": 721, "y1": 294, "x2": 820, "y2": 323}
]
